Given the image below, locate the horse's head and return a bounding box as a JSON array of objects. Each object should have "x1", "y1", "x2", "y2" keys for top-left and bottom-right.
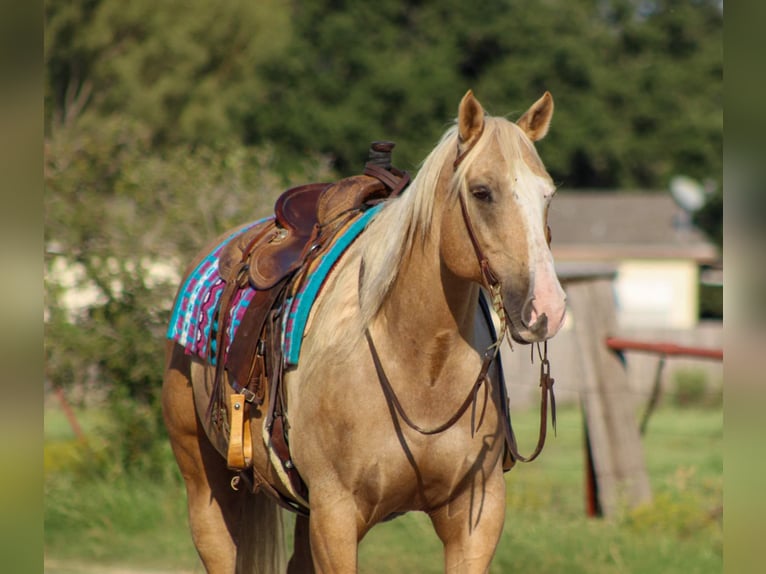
[{"x1": 441, "y1": 91, "x2": 567, "y2": 343}]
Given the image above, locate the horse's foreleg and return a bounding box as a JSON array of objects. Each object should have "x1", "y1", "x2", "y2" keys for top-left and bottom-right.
[
  {"x1": 428, "y1": 467, "x2": 506, "y2": 574},
  {"x1": 163, "y1": 352, "x2": 242, "y2": 573},
  {"x1": 307, "y1": 493, "x2": 360, "y2": 574}
]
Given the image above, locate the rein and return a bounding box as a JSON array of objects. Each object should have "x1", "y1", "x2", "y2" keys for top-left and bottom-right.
[
  {"x1": 364, "y1": 328, "x2": 494, "y2": 435},
  {"x1": 361, "y1": 132, "x2": 557, "y2": 464}
]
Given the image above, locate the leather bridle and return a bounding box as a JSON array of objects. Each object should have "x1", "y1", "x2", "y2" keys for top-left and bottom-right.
[
  {"x1": 453, "y1": 132, "x2": 558, "y2": 463},
  {"x1": 363, "y1": 128, "x2": 557, "y2": 464}
]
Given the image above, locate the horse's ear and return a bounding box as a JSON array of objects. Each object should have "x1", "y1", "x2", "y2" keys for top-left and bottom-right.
[
  {"x1": 458, "y1": 90, "x2": 485, "y2": 151},
  {"x1": 516, "y1": 91, "x2": 554, "y2": 141}
]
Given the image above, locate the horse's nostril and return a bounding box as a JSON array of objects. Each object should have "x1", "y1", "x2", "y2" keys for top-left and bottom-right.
[
  {"x1": 521, "y1": 297, "x2": 549, "y2": 336},
  {"x1": 532, "y1": 312, "x2": 548, "y2": 333},
  {"x1": 521, "y1": 297, "x2": 537, "y2": 327}
]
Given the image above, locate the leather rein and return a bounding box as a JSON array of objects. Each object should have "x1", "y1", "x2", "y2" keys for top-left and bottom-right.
[{"x1": 363, "y1": 131, "x2": 557, "y2": 464}]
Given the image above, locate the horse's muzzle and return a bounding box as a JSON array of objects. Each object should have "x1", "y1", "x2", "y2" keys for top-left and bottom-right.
[{"x1": 510, "y1": 296, "x2": 566, "y2": 343}]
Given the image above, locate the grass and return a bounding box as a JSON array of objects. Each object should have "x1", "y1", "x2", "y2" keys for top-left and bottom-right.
[
  {"x1": 358, "y1": 404, "x2": 722, "y2": 573},
  {"x1": 44, "y1": 403, "x2": 722, "y2": 573},
  {"x1": 45, "y1": 474, "x2": 199, "y2": 571},
  {"x1": 44, "y1": 404, "x2": 111, "y2": 442}
]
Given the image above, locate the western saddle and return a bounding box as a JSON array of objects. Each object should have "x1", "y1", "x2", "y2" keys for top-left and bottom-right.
[{"x1": 208, "y1": 141, "x2": 409, "y2": 513}]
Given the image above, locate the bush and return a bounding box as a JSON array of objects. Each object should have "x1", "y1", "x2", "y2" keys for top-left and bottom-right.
[
  {"x1": 622, "y1": 466, "x2": 722, "y2": 554},
  {"x1": 671, "y1": 369, "x2": 718, "y2": 408},
  {"x1": 698, "y1": 283, "x2": 723, "y2": 320}
]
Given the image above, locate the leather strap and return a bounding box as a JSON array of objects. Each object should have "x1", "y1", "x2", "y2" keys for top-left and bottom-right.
[
  {"x1": 458, "y1": 191, "x2": 501, "y2": 290},
  {"x1": 270, "y1": 414, "x2": 309, "y2": 502},
  {"x1": 207, "y1": 262, "x2": 249, "y2": 423},
  {"x1": 389, "y1": 170, "x2": 411, "y2": 197},
  {"x1": 226, "y1": 393, "x2": 253, "y2": 469},
  {"x1": 225, "y1": 277, "x2": 289, "y2": 403},
  {"x1": 364, "y1": 328, "x2": 495, "y2": 436},
  {"x1": 505, "y1": 353, "x2": 556, "y2": 462},
  {"x1": 477, "y1": 294, "x2": 511, "y2": 471},
  {"x1": 363, "y1": 163, "x2": 403, "y2": 192},
  {"x1": 365, "y1": 294, "x2": 555, "y2": 464},
  {"x1": 364, "y1": 163, "x2": 411, "y2": 197},
  {"x1": 480, "y1": 285, "x2": 556, "y2": 464},
  {"x1": 261, "y1": 289, "x2": 311, "y2": 506},
  {"x1": 235, "y1": 467, "x2": 310, "y2": 516},
  {"x1": 498, "y1": 349, "x2": 556, "y2": 464}
]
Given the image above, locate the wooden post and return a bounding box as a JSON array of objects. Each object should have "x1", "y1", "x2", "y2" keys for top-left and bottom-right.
[{"x1": 560, "y1": 269, "x2": 652, "y2": 518}]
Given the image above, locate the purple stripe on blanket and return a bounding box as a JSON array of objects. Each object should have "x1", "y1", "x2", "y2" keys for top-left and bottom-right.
[{"x1": 166, "y1": 218, "x2": 269, "y2": 365}]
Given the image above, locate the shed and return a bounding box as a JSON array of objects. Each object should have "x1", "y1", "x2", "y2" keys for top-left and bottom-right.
[{"x1": 549, "y1": 191, "x2": 720, "y2": 329}]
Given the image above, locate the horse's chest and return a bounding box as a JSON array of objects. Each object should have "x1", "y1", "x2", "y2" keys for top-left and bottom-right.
[{"x1": 350, "y1": 422, "x2": 501, "y2": 508}]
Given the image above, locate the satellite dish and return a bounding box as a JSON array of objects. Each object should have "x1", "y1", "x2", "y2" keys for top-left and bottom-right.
[{"x1": 670, "y1": 175, "x2": 706, "y2": 212}]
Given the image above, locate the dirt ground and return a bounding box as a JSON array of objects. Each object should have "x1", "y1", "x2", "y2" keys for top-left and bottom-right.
[{"x1": 44, "y1": 559, "x2": 199, "y2": 574}]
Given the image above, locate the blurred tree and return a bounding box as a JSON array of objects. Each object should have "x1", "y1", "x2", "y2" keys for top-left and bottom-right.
[
  {"x1": 694, "y1": 189, "x2": 723, "y2": 248},
  {"x1": 45, "y1": 0, "x2": 293, "y2": 146},
  {"x1": 45, "y1": 0, "x2": 721, "y2": 187},
  {"x1": 239, "y1": 0, "x2": 721, "y2": 189},
  {"x1": 600, "y1": 0, "x2": 723, "y2": 188}
]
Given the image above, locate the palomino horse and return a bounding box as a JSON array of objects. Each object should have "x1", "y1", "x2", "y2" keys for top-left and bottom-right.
[{"x1": 163, "y1": 90, "x2": 566, "y2": 573}]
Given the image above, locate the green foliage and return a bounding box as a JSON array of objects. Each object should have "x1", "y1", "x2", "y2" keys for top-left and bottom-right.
[
  {"x1": 44, "y1": 393, "x2": 176, "y2": 482},
  {"x1": 625, "y1": 487, "x2": 721, "y2": 543},
  {"x1": 622, "y1": 464, "x2": 723, "y2": 564},
  {"x1": 44, "y1": 440, "x2": 90, "y2": 476},
  {"x1": 671, "y1": 368, "x2": 720, "y2": 408},
  {"x1": 231, "y1": 0, "x2": 722, "y2": 187},
  {"x1": 694, "y1": 188, "x2": 723, "y2": 247},
  {"x1": 45, "y1": 473, "x2": 196, "y2": 569},
  {"x1": 46, "y1": 0, "x2": 722, "y2": 186},
  {"x1": 45, "y1": 0, "x2": 294, "y2": 146},
  {"x1": 699, "y1": 282, "x2": 723, "y2": 319}
]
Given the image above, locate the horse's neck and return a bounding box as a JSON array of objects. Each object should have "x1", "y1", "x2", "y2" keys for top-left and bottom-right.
[
  {"x1": 384, "y1": 254, "x2": 476, "y2": 337},
  {"x1": 374, "y1": 210, "x2": 480, "y2": 383}
]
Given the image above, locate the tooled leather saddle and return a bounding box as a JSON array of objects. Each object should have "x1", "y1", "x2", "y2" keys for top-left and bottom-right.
[{"x1": 208, "y1": 141, "x2": 409, "y2": 513}]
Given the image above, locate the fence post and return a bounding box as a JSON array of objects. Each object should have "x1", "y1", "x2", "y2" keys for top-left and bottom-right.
[{"x1": 561, "y1": 269, "x2": 652, "y2": 518}]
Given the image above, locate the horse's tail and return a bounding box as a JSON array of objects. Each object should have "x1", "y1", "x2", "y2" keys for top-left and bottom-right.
[{"x1": 236, "y1": 490, "x2": 287, "y2": 574}]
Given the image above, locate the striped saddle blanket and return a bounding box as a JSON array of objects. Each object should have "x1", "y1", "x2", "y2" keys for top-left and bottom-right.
[{"x1": 166, "y1": 204, "x2": 383, "y2": 368}]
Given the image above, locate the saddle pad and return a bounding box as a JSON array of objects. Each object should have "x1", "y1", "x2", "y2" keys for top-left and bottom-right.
[
  {"x1": 166, "y1": 218, "x2": 271, "y2": 364},
  {"x1": 283, "y1": 202, "x2": 384, "y2": 366},
  {"x1": 166, "y1": 203, "x2": 383, "y2": 368}
]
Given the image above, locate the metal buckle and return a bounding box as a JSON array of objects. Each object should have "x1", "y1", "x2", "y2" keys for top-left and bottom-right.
[{"x1": 242, "y1": 388, "x2": 257, "y2": 403}]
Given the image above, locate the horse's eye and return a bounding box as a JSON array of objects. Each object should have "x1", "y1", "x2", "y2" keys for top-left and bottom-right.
[{"x1": 471, "y1": 185, "x2": 493, "y2": 202}]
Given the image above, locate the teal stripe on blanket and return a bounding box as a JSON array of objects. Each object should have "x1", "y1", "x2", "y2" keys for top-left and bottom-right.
[{"x1": 283, "y1": 203, "x2": 384, "y2": 366}]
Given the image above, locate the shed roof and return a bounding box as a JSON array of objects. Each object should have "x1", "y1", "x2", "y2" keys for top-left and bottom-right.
[{"x1": 548, "y1": 191, "x2": 719, "y2": 263}]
